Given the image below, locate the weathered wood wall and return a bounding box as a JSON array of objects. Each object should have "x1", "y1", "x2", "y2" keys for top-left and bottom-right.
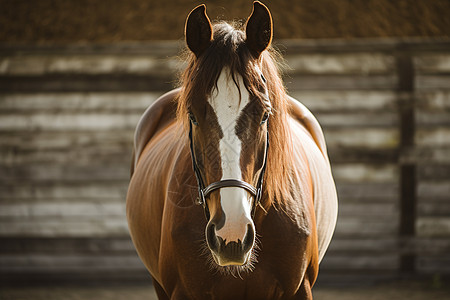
[{"x1": 0, "y1": 39, "x2": 449, "y2": 284}]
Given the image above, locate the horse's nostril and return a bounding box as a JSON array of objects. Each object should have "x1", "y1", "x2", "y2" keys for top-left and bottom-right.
[
  {"x1": 242, "y1": 224, "x2": 255, "y2": 253},
  {"x1": 206, "y1": 223, "x2": 219, "y2": 252}
]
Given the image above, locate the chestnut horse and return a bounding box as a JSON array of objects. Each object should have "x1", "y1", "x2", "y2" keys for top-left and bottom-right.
[{"x1": 127, "y1": 2, "x2": 337, "y2": 299}]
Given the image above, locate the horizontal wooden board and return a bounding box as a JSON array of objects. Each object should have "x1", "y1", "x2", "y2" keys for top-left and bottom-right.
[
  {"x1": 331, "y1": 163, "x2": 398, "y2": 183},
  {"x1": 416, "y1": 217, "x2": 450, "y2": 237},
  {"x1": 416, "y1": 112, "x2": 450, "y2": 127},
  {"x1": 416, "y1": 91, "x2": 450, "y2": 111},
  {"x1": 324, "y1": 128, "x2": 399, "y2": 149},
  {"x1": 0, "y1": 41, "x2": 184, "y2": 56},
  {"x1": 0, "y1": 218, "x2": 129, "y2": 237},
  {"x1": 284, "y1": 53, "x2": 395, "y2": 75},
  {"x1": 417, "y1": 202, "x2": 450, "y2": 217},
  {"x1": 0, "y1": 146, "x2": 131, "y2": 165},
  {"x1": 400, "y1": 237, "x2": 450, "y2": 256},
  {"x1": 414, "y1": 53, "x2": 450, "y2": 74},
  {"x1": 0, "y1": 254, "x2": 143, "y2": 272},
  {"x1": 0, "y1": 163, "x2": 130, "y2": 183},
  {"x1": 329, "y1": 148, "x2": 398, "y2": 163},
  {"x1": 0, "y1": 130, "x2": 134, "y2": 150},
  {"x1": 0, "y1": 92, "x2": 161, "y2": 112},
  {"x1": 416, "y1": 255, "x2": 450, "y2": 273},
  {"x1": 417, "y1": 182, "x2": 450, "y2": 199},
  {"x1": 416, "y1": 128, "x2": 450, "y2": 147},
  {"x1": 291, "y1": 91, "x2": 398, "y2": 112},
  {"x1": 327, "y1": 237, "x2": 398, "y2": 253},
  {"x1": 319, "y1": 254, "x2": 399, "y2": 271},
  {"x1": 0, "y1": 237, "x2": 135, "y2": 254},
  {"x1": 415, "y1": 74, "x2": 450, "y2": 90},
  {"x1": 335, "y1": 183, "x2": 398, "y2": 200},
  {"x1": 0, "y1": 182, "x2": 129, "y2": 200},
  {"x1": 334, "y1": 217, "x2": 398, "y2": 237},
  {"x1": 316, "y1": 112, "x2": 398, "y2": 128},
  {"x1": 0, "y1": 54, "x2": 184, "y2": 76},
  {"x1": 285, "y1": 74, "x2": 398, "y2": 91},
  {"x1": 0, "y1": 202, "x2": 125, "y2": 218},
  {"x1": 0, "y1": 112, "x2": 141, "y2": 131},
  {"x1": 418, "y1": 164, "x2": 450, "y2": 180},
  {"x1": 0, "y1": 74, "x2": 176, "y2": 92},
  {"x1": 337, "y1": 203, "x2": 398, "y2": 218},
  {"x1": 407, "y1": 147, "x2": 450, "y2": 163}
]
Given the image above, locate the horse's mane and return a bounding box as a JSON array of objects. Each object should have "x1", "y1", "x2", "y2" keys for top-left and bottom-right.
[{"x1": 177, "y1": 22, "x2": 293, "y2": 209}]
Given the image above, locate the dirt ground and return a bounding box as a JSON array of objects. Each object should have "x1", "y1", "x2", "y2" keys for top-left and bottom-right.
[
  {"x1": 1, "y1": 281, "x2": 449, "y2": 300},
  {"x1": 1, "y1": 0, "x2": 449, "y2": 43}
]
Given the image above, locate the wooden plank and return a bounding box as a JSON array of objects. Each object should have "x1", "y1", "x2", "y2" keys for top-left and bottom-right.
[
  {"x1": 418, "y1": 164, "x2": 450, "y2": 180},
  {"x1": 332, "y1": 163, "x2": 398, "y2": 183},
  {"x1": 416, "y1": 256, "x2": 450, "y2": 273},
  {"x1": 0, "y1": 218, "x2": 129, "y2": 237},
  {"x1": 336, "y1": 183, "x2": 398, "y2": 200},
  {"x1": 284, "y1": 53, "x2": 395, "y2": 75},
  {"x1": 0, "y1": 112, "x2": 141, "y2": 131},
  {"x1": 0, "y1": 41, "x2": 184, "y2": 56},
  {"x1": 418, "y1": 182, "x2": 450, "y2": 200},
  {"x1": 0, "y1": 131, "x2": 134, "y2": 151},
  {"x1": 0, "y1": 92, "x2": 162, "y2": 112},
  {"x1": 291, "y1": 91, "x2": 398, "y2": 112},
  {"x1": 416, "y1": 217, "x2": 450, "y2": 237},
  {"x1": 416, "y1": 112, "x2": 450, "y2": 127},
  {"x1": 417, "y1": 202, "x2": 450, "y2": 217},
  {"x1": 337, "y1": 203, "x2": 398, "y2": 217},
  {"x1": 316, "y1": 112, "x2": 398, "y2": 128},
  {"x1": 416, "y1": 74, "x2": 450, "y2": 90},
  {"x1": 278, "y1": 38, "x2": 450, "y2": 55},
  {"x1": 329, "y1": 148, "x2": 398, "y2": 163},
  {"x1": 0, "y1": 237, "x2": 135, "y2": 254},
  {"x1": 0, "y1": 147, "x2": 131, "y2": 165},
  {"x1": 0, "y1": 202, "x2": 125, "y2": 218},
  {"x1": 409, "y1": 148, "x2": 450, "y2": 163},
  {"x1": 416, "y1": 128, "x2": 450, "y2": 147},
  {"x1": 400, "y1": 237, "x2": 450, "y2": 255},
  {"x1": 0, "y1": 74, "x2": 175, "y2": 92},
  {"x1": 416, "y1": 91, "x2": 450, "y2": 111},
  {"x1": 323, "y1": 128, "x2": 399, "y2": 149},
  {"x1": 0, "y1": 182, "x2": 129, "y2": 201},
  {"x1": 334, "y1": 217, "x2": 398, "y2": 237},
  {"x1": 285, "y1": 74, "x2": 397, "y2": 91},
  {"x1": 0, "y1": 55, "x2": 183, "y2": 76},
  {"x1": 319, "y1": 254, "x2": 399, "y2": 271},
  {"x1": 0, "y1": 163, "x2": 130, "y2": 182},
  {"x1": 0, "y1": 254, "x2": 144, "y2": 272},
  {"x1": 327, "y1": 237, "x2": 398, "y2": 253},
  {"x1": 414, "y1": 53, "x2": 450, "y2": 74}
]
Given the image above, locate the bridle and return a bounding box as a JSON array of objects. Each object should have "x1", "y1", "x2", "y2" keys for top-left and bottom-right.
[{"x1": 188, "y1": 118, "x2": 269, "y2": 220}]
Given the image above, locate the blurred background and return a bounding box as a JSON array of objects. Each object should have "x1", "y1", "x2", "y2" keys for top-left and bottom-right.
[{"x1": 1, "y1": 0, "x2": 449, "y2": 299}]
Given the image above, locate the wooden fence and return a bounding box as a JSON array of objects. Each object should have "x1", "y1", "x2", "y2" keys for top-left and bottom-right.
[{"x1": 0, "y1": 39, "x2": 449, "y2": 285}]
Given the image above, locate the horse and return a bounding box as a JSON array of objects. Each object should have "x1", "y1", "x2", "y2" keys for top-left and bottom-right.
[{"x1": 126, "y1": 2, "x2": 338, "y2": 299}]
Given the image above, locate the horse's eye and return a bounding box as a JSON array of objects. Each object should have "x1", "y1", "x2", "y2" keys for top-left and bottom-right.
[
  {"x1": 261, "y1": 112, "x2": 269, "y2": 125},
  {"x1": 189, "y1": 112, "x2": 199, "y2": 126}
]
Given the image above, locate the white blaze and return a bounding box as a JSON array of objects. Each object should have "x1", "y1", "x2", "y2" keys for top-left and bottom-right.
[{"x1": 208, "y1": 69, "x2": 253, "y2": 242}]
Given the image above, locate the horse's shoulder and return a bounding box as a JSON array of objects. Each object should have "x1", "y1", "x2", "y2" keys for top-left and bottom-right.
[
  {"x1": 287, "y1": 95, "x2": 328, "y2": 160},
  {"x1": 132, "y1": 88, "x2": 180, "y2": 174}
]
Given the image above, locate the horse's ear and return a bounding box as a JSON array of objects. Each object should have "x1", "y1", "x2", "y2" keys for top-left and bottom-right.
[
  {"x1": 185, "y1": 4, "x2": 213, "y2": 58},
  {"x1": 245, "y1": 1, "x2": 273, "y2": 59}
]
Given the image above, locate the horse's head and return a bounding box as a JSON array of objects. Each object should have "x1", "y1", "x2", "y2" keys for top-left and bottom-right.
[{"x1": 182, "y1": 2, "x2": 273, "y2": 269}]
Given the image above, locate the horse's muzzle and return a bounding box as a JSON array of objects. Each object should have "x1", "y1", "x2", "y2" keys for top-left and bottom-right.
[{"x1": 206, "y1": 223, "x2": 255, "y2": 266}]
